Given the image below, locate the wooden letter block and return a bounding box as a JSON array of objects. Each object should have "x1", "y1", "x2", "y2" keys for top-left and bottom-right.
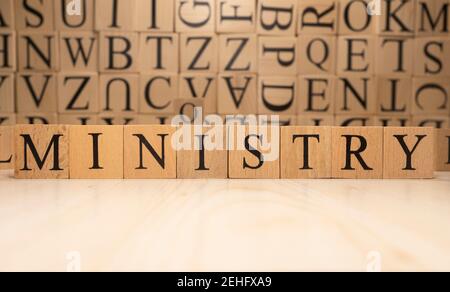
[
  {"x1": 17, "y1": 73, "x2": 57, "y2": 113},
  {"x1": 339, "y1": 0, "x2": 374, "y2": 35},
  {"x1": 95, "y1": 0, "x2": 137, "y2": 31},
  {"x1": 0, "y1": 113, "x2": 15, "y2": 125},
  {"x1": 298, "y1": 0, "x2": 338, "y2": 35},
  {"x1": 298, "y1": 75, "x2": 335, "y2": 115},
  {"x1": 16, "y1": 113, "x2": 58, "y2": 125},
  {"x1": 258, "y1": 76, "x2": 297, "y2": 115},
  {"x1": 257, "y1": 0, "x2": 298, "y2": 35},
  {"x1": 297, "y1": 114, "x2": 335, "y2": 126},
  {"x1": 176, "y1": 0, "x2": 215, "y2": 32},
  {"x1": 383, "y1": 127, "x2": 435, "y2": 179},
  {"x1": 70, "y1": 125, "x2": 124, "y2": 179},
  {"x1": 436, "y1": 129, "x2": 450, "y2": 171},
  {"x1": 0, "y1": 126, "x2": 14, "y2": 170},
  {"x1": 179, "y1": 73, "x2": 217, "y2": 114},
  {"x1": 100, "y1": 74, "x2": 139, "y2": 113},
  {"x1": 55, "y1": 0, "x2": 95, "y2": 31},
  {"x1": 228, "y1": 125, "x2": 280, "y2": 179},
  {"x1": 281, "y1": 126, "x2": 332, "y2": 179},
  {"x1": 99, "y1": 32, "x2": 139, "y2": 73},
  {"x1": 337, "y1": 36, "x2": 375, "y2": 76},
  {"x1": 0, "y1": 0, "x2": 15, "y2": 30},
  {"x1": 412, "y1": 115, "x2": 449, "y2": 128},
  {"x1": 259, "y1": 36, "x2": 297, "y2": 75},
  {"x1": 15, "y1": 0, "x2": 54, "y2": 31},
  {"x1": 60, "y1": 32, "x2": 98, "y2": 72},
  {"x1": 336, "y1": 76, "x2": 377, "y2": 115},
  {"x1": 218, "y1": 73, "x2": 257, "y2": 114},
  {"x1": 18, "y1": 32, "x2": 59, "y2": 72},
  {"x1": 335, "y1": 115, "x2": 375, "y2": 127},
  {"x1": 258, "y1": 115, "x2": 297, "y2": 126},
  {"x1": 177, "y1": 126, "x2": 228, "y2": 179},
  {"x1": 58, "y1": 73, "x2": 99, "y2": 114},
  {"x1": 0, "y1": 74, "x2": 14, "y2": 113},
  {"x1": 15, "y1": 125, "x2": 69, "y2": 179},
  {"x1": 0, "y1": 31, "x2": 16, "y2": 72},
  {"x1": 415, "y1": 0, "x2": 450, "y2": 36},
  {"x1": 412, "y1": 77, "x2": 450, "y2": 115},
  {"x1": 139, "y1": 73, "x2": 178, "y2": 114},
  {"x1": 332, "y1": 127, "x2": 383, "y2": 179},
  {"x1": 219, "y1": 34, "x2": 257, "y2": 73},
  {"x1": 172, "y1": 99, "x2": 204, "y2": 123},
  {"x1": 137, "y1": 115, "x2": 173, "y2": 125},
  {"x1": 98, "y1": 113, "x2": 138, "y2": 125},
  {"x1": 375, "y1": 116, "x2": 411, "y2": 127},
  {"x1": 139, "y1": 33, "x2": 179, "y2": 73},
  {"x1": 414, "y1": 37, "x2": 450, "y2": 77},
  {"x1": 124, "y1": 125, "x2": 176, "y2": 179},
  {"x1": 216, "y1": 0, "x2": 256, "y2": 33},
  {"x1": 180, "y1": 33, "x2": 218, "y2": 73},
  {"x1": 375, "y1": 37, "x2": 414, "y2": 76},
  {"x1": 377, "y1": 76, "x2": 412, "y2": 116},
  {"x1": 297, "y1": 35, "x2": 336, "y2": 75},
  {"x1": 375, "y1": 0, "x2": 415, "y2": 36},
  {"x1": 136, "y1": 0, "x2": 174, "y2": 32},
  {"x1": 58, "y1": 114, "x2": 98, "y2": 125}
]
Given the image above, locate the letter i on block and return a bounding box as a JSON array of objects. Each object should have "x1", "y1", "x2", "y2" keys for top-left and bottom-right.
[
  {"x1": 14, "y1": 125, "x2": 69, "y2": 179},
  {"x1": 384, "y1": 127, "x2": 435, "y2": 179},
  {"x1": 70, "y1": 126, "x2": 124, "y2": 179},
  {"x1": 124, "y1": 125, "x2": 176, "y2": 179},
  {"x1": 0, "y1": 126, "x2": 14, "y2": 170},
  {"x1": 436, "y1": 129, "x2": 450, "y2": 172}
]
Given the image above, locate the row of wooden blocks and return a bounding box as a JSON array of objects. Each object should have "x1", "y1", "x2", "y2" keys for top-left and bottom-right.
[
  {"x1": 1, "y1": 31, "x2": 450, "y2": 77},
  {"x1": 1, "y1": 0, "x2": 449, "y2": 36},
  {"x1": 0, "y1": 125, "x2": 448, "y2": 179}
]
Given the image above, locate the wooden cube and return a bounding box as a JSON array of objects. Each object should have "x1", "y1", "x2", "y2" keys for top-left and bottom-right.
[
  {"x1": 139, "y1": 33, "x2": 179, "y2": 73},
  {"x1": 258, "y1": 76, "x2": 297, "y2": 115},
  {"x1": 375, "y1": 37, "x2": 414, "y2": 76},
  {"x1": 416, "y1": 0, "x2": 450, "y2": 36},
  {"x1": 179, "y1": 73, "x2": 217, "y2": 114},
  {"x1": 172, "y1": 98, "x2": 204, "y2": 123},
  {"x1": 297, "y1": 114, "x2": 335, "y2": 126},
  {"x1": 375, "y1": 0, "x2": 415, "y2": 36},
  {"x1": 17, "y1": 32, "x2": 59, "y2": 72},
  {"x1": 17, "y1": 73, "x2": 58, "y2": 113},
  {"x1": 0, "y1": 0, "x2": 15, "y2": 30},
  {"x1": 335, "y1": 115, "x2": 375, "y2": 127},
  {"x1": 175, "y1": 0, "x2": 215, "y2": 32},
  {"x1": 228, "y1": 125, "x2": 280, "y2": 179},
  {"x1": 60, "y1": 32, "x2": 98, "y2": 72},
  {"x1": 332, "y1": 127, "x2": 383, "y2": 179},
  {"x1": 375, "y1": 116, "x2": 411, "y2": 127},
  {"x1": 0, "y1": 31, "x2": 16, "y2": 72},
  {"x1": 412, "y1": 115, "x2": 449, "y2": 128},
  {"x1": 0, "y1": 73, "x2": 14, "y2": 113},
  {"x1": 257, "y1": 0, "x2": 298, "y2": 35},
  {"x1": 258, "y1": 115, "x2": 297, "y2": 126},
  {"x1": 58, "y1": 73, "x2": 99, "y2": 114},
  {"x1": 0, "y1": 113, "x2": 16, "y2": 125},
  {"x1": 137, "y1": 115, "x2": 173, "y2": 125},
  {"x1": 436, "y1": 128, "x2": 450, "y2": 171},
  {"x1": 298, "y1": 75, "x2": 335, "y2": 115},
  {"x1": 95, "y1": 0, "x2": 137, "y2": 31},
  {"x1": 99, "y1": 32, "x2": 139, "y2": 73},
  {"x1": 15, "y1": 125, "x2": 69, "y2": 179},
  {"x1": 219, "y1": 34, "x2": 257, "y2": 73},
  {"x1": 58, "y1": 114, "x2": 98, "y2": 125},
  {"x1": 298, "y1": 0, "x2": 338, "y2": 35},
  {"x1": 223, "y1": 115, "x2": 258, "y2": 126},
  {"x1": 217, "y1": 73, "x2": 258, "y2": 114},
  {"x1": 384, "y1": 127, "x2": 435, "y2": 179},
  {"x1": 216, "y1": 0, "x2": 256, "y2": 33},
  {"x1": 337, "y1": 36, "x2": 375, "y2": 76},
  {"x1": 16, "y1": 113, "x2": 58, "y2": 124},
  {"x1": 69, "y1": 125, "x2": 124, "y2": 179},
  {"x1": 100, "y1": 74, "x2": 139, "y2": 113},
  {"x1": 259, "y1": 36, "x2": 297, "y2": 75},
  {"x1": 98, "y1": 113, "x2": 138, "y2": 125},
  {"x1": 15, "y1": 0, "x2": 54, "y2": 31},
  {"x1": 55, "y1": 0, "x2": 95, "y2": 31},
  {"x1": 412, "y1": 77, "x2": 450, "y2": 115},
  {"x1": 339, "y1": 0, "x2": 375, "y2": 35},
  {"x1": 177, "y1": 126, "x2": 228, "y2": 178},
  {"x1": 136, "y1": 0, "x2": 175, "y2": 32},
  {"x1": 377, "y1": 76, "x2": 412, "y2": 116},
  {"x1": 414, "y1": 37, "x2": 450, "y2": 76},
  {"x1": 180, "y1": 33, "x2": 218, "y2": 73},
  {"x1": 124, "y1": 125, "x2": 176, "y2": 179},
  {"x1": 281, "y1": 126, "x2": 332, "y2": 178},
  {"x1": 0, "y1": 126, "x2": 14, "y2": 170},
  {"x1": 297, "y1": 35, "x2": 336, "y2": 75},
  {"x1": 336, "y1": 76, "x2": 377, "y2": 115},
  {"x1": 139, "y1": 73, "x2": 178, "y2": 114}
]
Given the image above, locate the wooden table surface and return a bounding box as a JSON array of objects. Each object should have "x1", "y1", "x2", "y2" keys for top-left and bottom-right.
[{"x1": 0, "y1": 170, "x2": 449, "y2": 272}]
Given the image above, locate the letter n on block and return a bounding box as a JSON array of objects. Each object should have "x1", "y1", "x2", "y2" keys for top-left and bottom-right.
[
  {"x1": 332, "y1": 127, "x2": 383, "y2": 179},
  {"x1": 384, "y1": 127, "x2": 435, "y2": 179},
  {"x1": 14, "y1": 125, "x2": 69, "y2": 179},
  {"x1": 124, "y1": 125, "x2": 176, "y2": 179}
]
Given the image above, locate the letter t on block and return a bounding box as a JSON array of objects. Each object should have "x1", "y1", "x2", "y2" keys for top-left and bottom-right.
[{"x1": 14, "y1": 125, "x2": 69, "y2": 179}]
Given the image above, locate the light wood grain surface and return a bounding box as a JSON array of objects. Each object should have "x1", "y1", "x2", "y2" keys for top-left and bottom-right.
[{"x1": 0, "y1": 170, "x2": 449, "y2": 272}]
